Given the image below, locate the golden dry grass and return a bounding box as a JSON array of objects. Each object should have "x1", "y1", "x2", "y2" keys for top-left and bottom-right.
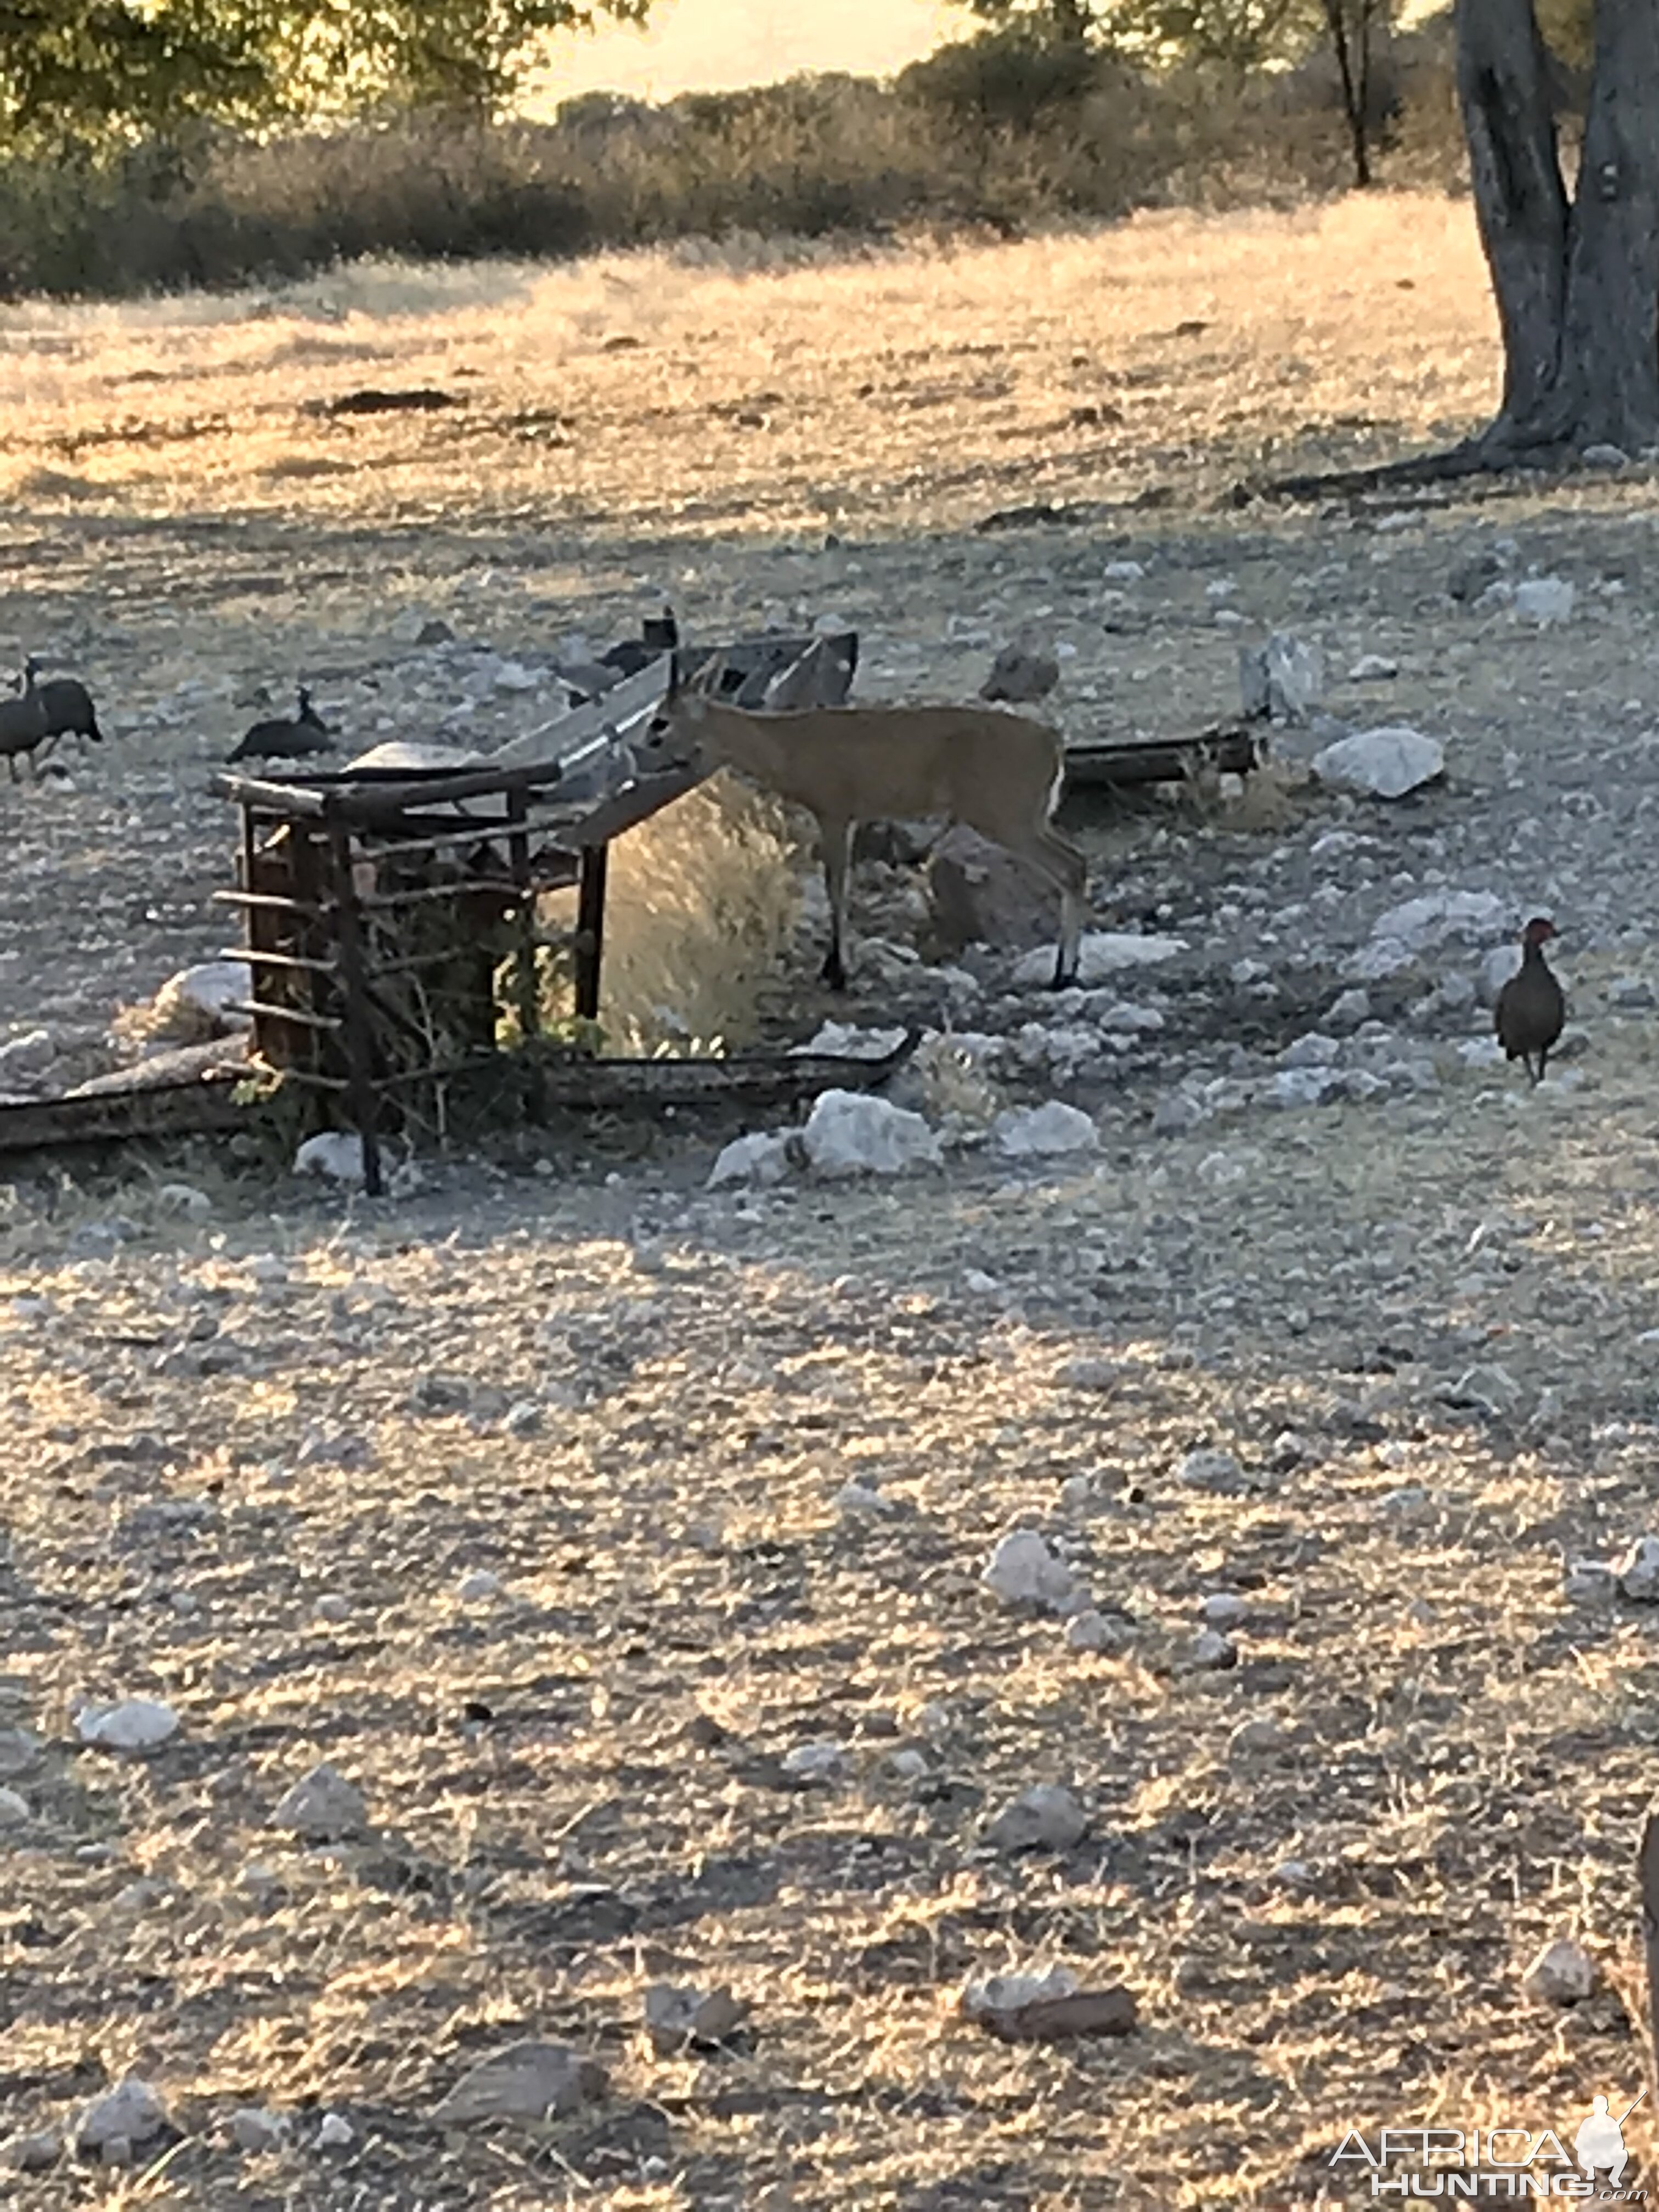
[
  {"x1": 8, "y1": 196, "x2": 1659, "y2": 2212},
  {"x1": 0, "y1": 192, "x2": 1497, "y2": 538}
]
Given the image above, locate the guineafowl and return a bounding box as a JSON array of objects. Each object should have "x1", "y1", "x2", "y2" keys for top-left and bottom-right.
[
  {"x1": 21, "y1": 657, "x2": 103, "y2": 754},
  {"x1": 228, "y1": 686, "x2": 333, "y2": 764},
  {"x1": 0, "y1": 664, "x2": 49, "y2": 781}
]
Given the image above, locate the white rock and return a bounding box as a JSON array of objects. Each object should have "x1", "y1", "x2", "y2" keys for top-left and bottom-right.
[
  {"x1": 1521, "y1": 1937, "x2": 1595, "y2": 2005},
  {"x1": 1065, "y1": 1609, "x2": 1133, "y2": 1654},
  {"x1": 994, "y1": 1101, "x2": 1098, "y2": 1157},
  {"x1": 642, "y1": 1982, "x2": 748, "y2": 2054},
  {"x1": 1326, "y1": 987, "x2": 1371, "y2": 1031},
  {"x1": 1352, "y1": 889, "x2": 1508, "y2": 980},
  {"x1": 0, "y1": 1786, "x2": 29, "y2": 1824},
  {"x1": 2, "y1": 2128, "x2": 60, "y2": 2173},
  {"x1": 75, "y1": 2079, "x2": 167, "y2": 2153},
  {"x1": 456, "y1": 1570, "x2": 502, "y2": 1602},
  {"x1": 156, "y1": 960, "x2": 252, "y2": 1028},
  {"x1": 1513, "y1": 577, "x2": 1575, "y2": 625},
  {"x1": 1617, "y1": 1535, "x2": 1659, "y2": 1601},
  {"x1": 887, "y1": 1748, "x2": 928, "y2": 1780},
  {"x1": 430, "y1": 2041, "x2": 606, "y2": 2124},
  {"x1": 962, "y1": 1268, "x2": 1001, "y2": 1295},
  {"x1": 782, "y1": 1740, "x2": 845, "y2": 1783},
  {"x1": 1190, "y1": 1629, "x2": 1238, "y2": 1669},
  {"x1": 1014, "y1": 932, "x2": 1186, "y2": 987},
  {"x1": 294, "y1": 1132, "x2": 367, "y2": 1185},
  {"x1": 834, "y1": 1480, "x2": 894, "y2": 1516},
  {"x1": 273, "y1": 1762, "x2": 367, "y2": 1839},
  {"x1": 1279, "y1": 1032, "x2": 1340, "y2": 1070},
  {"x1": 707, "y1": 1131, "x2": 793, "y2": 1188},
  {"x1": 961, "y1": 1966, "x2": 1076, "y2": 2019},
  {"x1": 155, "y1": 1182, "x2": 213, "y2": 1221},
  {"x1": 314, "y1": 1593, "x2": 350, "y2": 1622},
  {"x1": 0, "y1": 1027, "x2": 54, "y2": 1075},
  {"x1": 1102, "y1": 559, "x2": 1146, "y2": 583},
  {"x1": 316, "y1": 2113, "x2": 354, "y2": 2148},
  {"x1": 1200, "y1": 1593, "x2": 1248, "y2": 1629},
  {"x1": 801, "y1": 1091, "x2": 941, "y2": 1178},
  {"x1": 1478, "y1": 942, "x2": 1523, "y2": 1003},
  {"x1": 1270, "y1": 1859, "x2": 1316, "y2": 1891},
  {"x1": 983, "y1": 1782, "x2": 1088, "y2": 1853},
  {"x1": 1347, "y1": 653, "x2": 1399, "y2": 680},
  {"x1": 794, "y1": 1021, "x2": 909, "y2": 1060},
  {"x1": 1457, "y1": 1036, "x2": 1508, "y2": 1069},
  {"x1": 503, "y1": 1399, "x2": 543, "y2": 1437},
  {"x1": 1239, "y1": 632, "x2": 1324, "y2": 722},
  {"x1": 229, "y1": 2108, "x2": 287, "y2": 2154},
  {"x1": 1312, "y1": 725, "x2": 1444, "y2": 800},
  {"x1": 75, "y1": 1698, "x2": 179, "y2": 1753},
  {"x1": 981, "y1": 1530, "x2": 1075, "y2": 1611},
  {"x1": 1447, "y1": 1362, "x2": 1522, "y2": 1416},
  {"x1": 1176, "y1": 1447, "x2": 1248, "y2": 1493}
]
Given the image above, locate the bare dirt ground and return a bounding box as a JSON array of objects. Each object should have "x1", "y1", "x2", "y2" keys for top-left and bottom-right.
[{"x1": 5, "y1": 194, "x2": 1659, "y2": 2208}]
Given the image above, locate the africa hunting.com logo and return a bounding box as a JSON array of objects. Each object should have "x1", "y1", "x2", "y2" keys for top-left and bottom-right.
[{"x1": 1331, "y1": 2091, "x2": 1649, "y2": 2198}]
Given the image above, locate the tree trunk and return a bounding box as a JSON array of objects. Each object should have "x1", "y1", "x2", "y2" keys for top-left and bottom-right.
[
  {"x1": 1322, "y1": 0, "x2": 1373, "y2": 188},
  {"x1": 1457, "y1": 0, "x2": 1659, "y2": 454}
]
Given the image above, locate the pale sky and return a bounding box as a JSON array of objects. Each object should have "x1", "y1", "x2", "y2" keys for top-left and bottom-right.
[{"x1": 528, "y1": 0, "x2": 972, "y2": 110}]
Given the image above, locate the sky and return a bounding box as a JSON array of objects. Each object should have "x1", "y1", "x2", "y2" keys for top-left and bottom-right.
[{"x1": 527, "y1": 0, "x2": 972, "y2": 110}]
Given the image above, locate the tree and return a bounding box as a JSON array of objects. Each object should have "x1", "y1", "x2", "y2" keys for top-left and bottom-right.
[
  {"x1": 0, "y1": 0, "x2": 651, "y2": 141},
  {"x1": 1455, "y1": 0, "x2": 1659, "y2": 458},
  {"x1": 1318, "y1": 0, "x2": 1386, "y2": 187}
]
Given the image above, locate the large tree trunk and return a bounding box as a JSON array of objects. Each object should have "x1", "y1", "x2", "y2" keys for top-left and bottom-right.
[{"x1": 1457, "y1": 0, "x2": 1659, "y2": 455}]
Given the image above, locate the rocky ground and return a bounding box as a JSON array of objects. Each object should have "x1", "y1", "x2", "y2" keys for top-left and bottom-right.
[{"x1": 5, "y1": 211, "x2": 1659, "y2": 2208}]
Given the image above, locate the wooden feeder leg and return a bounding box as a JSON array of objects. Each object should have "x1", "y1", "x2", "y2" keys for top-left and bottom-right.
[
  {"x1": 573, "y1": 843, "x2": 609, "y2": 1025},
  {"x1": 506, "y1": 791, "x2": 538, "y2": 1043},
  {"x1": 324, "y1": 817, "x2": 384, "y2": 1199}
]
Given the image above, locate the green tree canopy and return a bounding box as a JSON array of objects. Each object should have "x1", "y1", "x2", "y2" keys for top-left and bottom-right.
[{"x1": 0, "y1": 0, "x2": 650, "y2": 141}]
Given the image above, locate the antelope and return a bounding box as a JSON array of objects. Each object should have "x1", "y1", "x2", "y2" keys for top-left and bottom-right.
[{"x1": 644, "y1": 656, "x2": 1087, "y2": 989}]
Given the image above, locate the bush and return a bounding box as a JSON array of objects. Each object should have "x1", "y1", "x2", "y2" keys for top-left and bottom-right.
[{"x1": 0, "y1": 54, "x2": 1472, "y2": 301}]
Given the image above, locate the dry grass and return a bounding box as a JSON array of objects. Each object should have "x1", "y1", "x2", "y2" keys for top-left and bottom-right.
[
  {"x1": 0, "y1": 192, "x2": 1496, "y2": 537},
  {"x1": 8, "y1": 195, "x2": 1659, "y2": 2212}
]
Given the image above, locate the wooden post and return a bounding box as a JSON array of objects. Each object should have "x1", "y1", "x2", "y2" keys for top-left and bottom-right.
[
  {"x1": 1641, "y1": 1808, "x2": 1659, "y2": 2085},
  {"x1": 573, "y1": 843, "x2": 608, "y2": 1027},
  {"x1": 505, "y1": 788, "x2": 538, "y2": 1043},
  {"x1": 323, "y1": 812, "x2": 384, "y2": 1199}
]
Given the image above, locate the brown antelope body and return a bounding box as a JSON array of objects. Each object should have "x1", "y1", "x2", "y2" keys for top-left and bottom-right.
[{"x1": 647, "y1": 667, "x2": 1087, "y2": 989}]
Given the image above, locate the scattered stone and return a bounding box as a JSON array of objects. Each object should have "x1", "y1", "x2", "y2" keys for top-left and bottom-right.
[
  {"x1": 75, "y1": 2078, "x2": 167, "y2": 2154},
  {"x1": 1311, "y1": 725, "x2": 1444, "y2": 800},
  {"x1": 1239, "y1": 632, "x2": 1324, "y2": 722},
  {"x1": 294, "y1": 1131, "x2": 367, "y2": 1185},
  {"x1": 1565, "y1": 1560, "x2": 1618, "y2": 1605},
  {"x1": 1616, "y1": 1536, "x2": 1659, "y2": 1601},
  {"x1": 430, "y1": 2040, "x2": 608, "y2": 2125},
  {"x1": 1443, "y1": 1363, "x2": 1522, "y2": 1418},
  {"x1": 502, "y1": 1399, "x2": 543, "y2": 1437},
  {"x1": 1279, "y1": 1032, "x2": 1341, "y2": 1070},
  {"x1": 316, "y1": 2113, "x2": 354, "y2": 2148},
  {"x1": 1347, "y1": 653, "x2": 1399, "y2": 680},
  {"x1": 707, "y1": 1130, "x2": 793, "y2": 1189},
  {"x1": 1199, "y1": 1592, "x2": 1248, "y2": 1629},
  {"x1": 1325, "y1": 987, "x2": 1371, "y2": 1031},
  {"x1": 1449, "y1": 551, "x2": 1503, "y2": 602},
  {"x1": 1271, "y1": 1858, "x2": 1316, "y2": 1892},
  {"x1": 456, "y1": 1570, "x2": 502, "y2": 1602},
  {"x1": 993, "y1": 1101, "x2": 1098, "y2": 1156},
  {"x1": 1227, "y1": 1718, "x2": 1287, "y2": 1761},
  {"x1": 981, "y1": 1529, "x2": 1075, "y2": 1611},
  {"x1": 155, "y1": 1182, "x2": 213, "y2": 1221},
  {"x1": 228, "y1": 2108, "x2": 287, "y2": 2154},
  {"x1": 928, "y1": 825, "x2": 1060, "y2": 954},
  {"x1": 1352, "y1": 889, "x2": 1508, "y2": 980},
  {"x1": 1152, "y1": 1091, "x2": 1204, "y2": 1136},
  {"x1": 1053, "y1": 1356, "x2": 1120, "y2": 1392},
  {"x1": 1607, "y1": 976, "x2": 1654, "y2": 1011},
  {"x1": 781, "y1": 1740, "x2": 845, "y2": 1784},
  {"x1": 980, "y1": 642, "x2": 1060, "y2": 704},
  {"x1": 75, "y1": 1698, "x2": 179, "y2": 1753},
  {"x1": 1479, "y1": 942, "x2": 1522, "y2": 1003},
  {"x1": 1065, "y1": 1609, "x2": 1134, "y2": 1654},
  {"x1": 834, "y1": 1478, "x2": 894, "y2": 1516},
  {"x1": 1513, "y1": 576, "x2": 1575, "y2": 625},
  {"x1": 0, "y1": 1785, "x2": 29, "y2": 1825},
  {"x1": 151, "y1": 960, "x2": 253, "y2": 1036},
  {"x1": 962, "y1": 1968, "x2": 1136, "y2": 2042},
  {"x1": 1581, "y1": 443, "x2": 1629, "y2": 470},
  {"x1": 2, "y1": 2128, "x2": 60, "y2": 2174},
  {"x1": 643, "y1": 1983, "x2": 749, "y2": 2055},
  {"x1": 983, "y1": 1782, "x2": 1089, "y2": 1854},
  {"x1": 887, "y1": 1748, "x2": 928, "y2": 1780},
  {"x1": 1189, "y1": 1630, "x2": 1238, "y2": 1670},
  {"x1": 1175, "y1": 1447, "x2": 1249, "y2": 1494},
  {"x1": 314, "y1": 1593, "x2": 350, "y2": 1622},
  {"x1": 273, "y1": 1762, "x2": 368, "y2": 1840},
  {"x1": 800, "y1": 1091, "x2": 941, "y2": 1178},
  {"x1": 1015, "y1": 931, "x2": 1186, "y2": 988},
  {"x1": 1521, "y1": 1937, "x2": 1595, "y2": 2006}
]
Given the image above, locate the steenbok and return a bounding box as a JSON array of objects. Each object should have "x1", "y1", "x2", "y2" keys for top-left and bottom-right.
[{"x1": 644, "y1": 656, "x2": 1087, "y2": 989}]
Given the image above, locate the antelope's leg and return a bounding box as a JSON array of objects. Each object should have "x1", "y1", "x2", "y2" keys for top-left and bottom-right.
[{"x1": 819, "y1": 815, "x2": 853, "y2": 990}]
